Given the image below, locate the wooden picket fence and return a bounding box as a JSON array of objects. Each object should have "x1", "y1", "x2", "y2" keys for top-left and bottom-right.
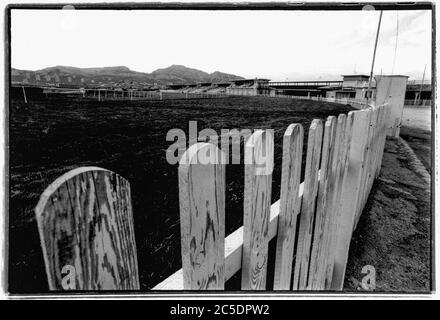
[
  {"x1": 34, "y1": 103, "x2": 389, "y2": 291},
  {"x1": 84, "y1": 89, "x2": 227, "y2": 101},
  {"x1": 274, "y1": 94, "x2": 370, "y2": 110}
]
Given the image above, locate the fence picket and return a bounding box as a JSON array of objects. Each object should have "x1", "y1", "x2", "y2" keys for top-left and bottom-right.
[
  {"x1": 241, "y1": 130, "x2": 274, "y2": 290},
  {"x1": 365, "y1": 107, "x2": 381, "y2": 197},
  {"x1": 178, "y1": 142, "x2": 226, "y2": 290},
  {"x1": 376, "y1": 105, "x2": 390, "y2": 178},
  {"x1": 355, "y1": 109, "x2": 373, "y2": 221},
  {"x1": 292, "y1": 119, "x2": 323, "y2": 290},
  {"x1": 273, "y1": 124, "x2": 304, "y2": 290},
  {"x1": 324, "y1": 113, "x2": 351, "y2": 289},
  {"x1": 307, "y1": 116, "x2": 336, "y2": 290},
  {"x1": 355, "y1": 108, "x2": 376, "y2": 227},
  {"x1": 35, "y1": 167, "x2": 139, "y2": 290},
  {"x1": 371, "y1": 106, "x2": 384, "y2": 180},
  {"x1": 375, "y1": 106, "x2": 389, "y2": 178},
  {"x1": 330, "y1": 109, "x2": 371, "y2": 290}
]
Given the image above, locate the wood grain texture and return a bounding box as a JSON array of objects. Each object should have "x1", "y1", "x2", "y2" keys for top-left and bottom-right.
[
  {"x1": 376, "y1": 106, "x2": 390, "y2": 177},
  {"x1": 307, "y1": 116, "x2": 337, "y2": 290},
  {"x1": 324, "y1": 113, "x2": 352, "y2": 289},
  {"x1": 371, "y1": 106, "x2": 383, "y2": 181},
  {"x1": 373, "y1": 107, "x2": 386, "y2": 182},
  {"x1": 355, "y1": 107, "x2": 381, "y2": 228},
  {"x1": 364, "y1": 107, "x2": 381, "y2": 204},
  {"x1": 292, "y1": 119, "x2": 323, "y2": 290},
  {"x1": 273, "y1": 124, "x2": 303, "y2": 290},
  {"x1": 317, "y1": 114, "x2": 345, "y2": 289},
  {"x1": 376, "y1": 105, "x2": 390, "y2": 178},
  {"x1": 330, "y1": 109, "x2": 371, "y2": 290},
  {"x1": 178, "y1": 143, "x2": 226, "y2": 290},
  {"x1": 241, "y1": 130, "x2": 274, "y2": 290},
  {"x1": 154, "y1": 199, "x2": 282, "y2": 290},
  {"x1": 35, "y1": 167, "x2": 139, "y2": 291},
  {"x1": 353, "y1": 108, "x2": 375, "y2": 226}
]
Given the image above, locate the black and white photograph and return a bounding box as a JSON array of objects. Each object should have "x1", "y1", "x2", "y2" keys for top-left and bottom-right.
[{"x1": 1, "y1": 1, "x2": 435, "y2": 299}]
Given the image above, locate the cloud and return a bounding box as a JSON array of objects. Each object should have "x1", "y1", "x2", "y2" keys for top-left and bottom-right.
[{"x1": 10, "y1": 9, "x2": 432, "y2": 81}]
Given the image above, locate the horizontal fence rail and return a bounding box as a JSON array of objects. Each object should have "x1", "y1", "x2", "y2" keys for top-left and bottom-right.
[{"x1": 81, "y1": 90, "x2": 228, "y2": 101}]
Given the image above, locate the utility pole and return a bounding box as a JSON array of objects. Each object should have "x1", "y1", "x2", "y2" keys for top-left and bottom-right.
[{"x1": 366, "y1": 10, "x2": 383, "y2": 105}]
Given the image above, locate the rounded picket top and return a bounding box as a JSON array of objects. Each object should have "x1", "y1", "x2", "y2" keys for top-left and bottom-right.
[
  {"x1": 273, "y1": 123, "x2": 304, "y2": 290},
  {"x1": 179, "y1": 142, "x2": 226, "y2": 167},
  {"x1": 35, "y1": 166, "x2": 139, "y2": 291},
  {"x1": 284, "y1": 123, "x2": 303, "y2": 140}
]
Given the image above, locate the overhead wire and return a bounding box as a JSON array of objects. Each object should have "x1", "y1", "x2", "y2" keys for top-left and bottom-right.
[{"x1": 384, "y1": 12, "x2": 399, "y2": 104}]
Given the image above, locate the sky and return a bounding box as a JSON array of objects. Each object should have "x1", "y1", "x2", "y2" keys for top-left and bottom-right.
[{"x1": 10, "y1": 8, "x2": 432, "y2": 81}]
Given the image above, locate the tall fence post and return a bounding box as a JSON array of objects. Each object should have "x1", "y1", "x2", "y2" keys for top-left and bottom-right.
[
  {"x1": 179, "y1": 143, "x2": 226, "y2": 290},
  {"x1": 241, "y1": 130, "x2": 274, "y2": 290},
  {"x1": 293, "y1": 119, "x2": 323, "y2": 290},
  {"x1": 324, "y1": 113, "x2": 350, "y2": 289},
  {"x1": 307, "y1": 116, "x2": 337, "y2": 290},
  {"x1": 273, "y1": 124, "x2": 303, "y2": 290}
]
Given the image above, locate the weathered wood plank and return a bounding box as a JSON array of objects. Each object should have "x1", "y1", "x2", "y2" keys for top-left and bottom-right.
[
  {"x1": 273, "y1": 124, "x2": 303, "y2": 290},
  {"x1": 372, "y1": 106, "x2": 385, "y2": 179},
  {"x1": 354, "y1": 107, "x2": 375, "y2": 223},
  {"x1": 241, "y1": 130, "x2": 274, "y2": 290},
  {"x1": 35, "y1": 167, "x2": 139, "y2": 290},
  {"x1": 308, "y1": 116, "x2": 338, "y2": 290},
  {"x1": 330, "y1": 109, "x2": 371, "y2": 290},
  {"x1": 374, "y1": 105, "x2": 387, "y2": 178},
  {"x1": 365, "y1": 107, "x2": 381, "y2": 198},
  {"x1": 367, "y1": 107, "x2": 380, "y2": 195},
  {"x1": 292, "y1": 119, "x2": 323, "y2": 290},
  {"x1": 376, "y1": 105, "x2": 390, "y2": 178},
  {"x1": 179, "y1": 143, "x2": 226, "y2": 290},
  {"x1": 355, "y1": 107, "x2": 378, "y2": 227},
  {"x1": 367, "y1": 106, "x2": 380, "y2": 191},
  {"x1": 324, "y1": 113, "x2": 352, "y2": 289}
]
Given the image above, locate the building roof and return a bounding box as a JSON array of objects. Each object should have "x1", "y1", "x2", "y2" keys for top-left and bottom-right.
[
  {"x1": 408, "y1": 80, "x2": 432, "y2": 85},
  {"x1": 342, "y1": 74, "x2": 370, "y2": 79},
  {"x1": 231, "y1": 78, "x2": 271, "y2": 83},
  {"x1": 318, "y1": 85, "x2": 343, "y2": 90},
  {"x1": 375, "y1": 75, "x2": 409, "y2": 78}
]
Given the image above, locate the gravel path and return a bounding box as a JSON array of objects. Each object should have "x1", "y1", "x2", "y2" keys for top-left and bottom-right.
[{"x1": 344, "y1": 138, "x2": 431, "y2": 292}]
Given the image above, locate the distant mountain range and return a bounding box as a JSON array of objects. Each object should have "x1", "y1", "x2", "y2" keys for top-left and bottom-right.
[{"x1": 11, "y1": 64, "x2": 245, "y2": 88}]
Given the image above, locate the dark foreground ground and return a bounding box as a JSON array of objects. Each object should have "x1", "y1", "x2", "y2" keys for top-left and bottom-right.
[{"x1": 9, "y1": 96, "x2": 354, "y2": 293}]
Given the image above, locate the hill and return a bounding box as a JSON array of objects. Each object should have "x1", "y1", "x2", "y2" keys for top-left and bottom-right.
[{"x1": 11, "y1": 64, "x2": 244, "y2": 88}]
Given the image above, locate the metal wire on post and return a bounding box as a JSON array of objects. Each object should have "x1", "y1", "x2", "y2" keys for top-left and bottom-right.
[
  {"x1": 366, "y1": 10, "x2": 383, "y2": 106},
  {"x1": 384, "y1": 12, "x2": 400, "y2": 104}
]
